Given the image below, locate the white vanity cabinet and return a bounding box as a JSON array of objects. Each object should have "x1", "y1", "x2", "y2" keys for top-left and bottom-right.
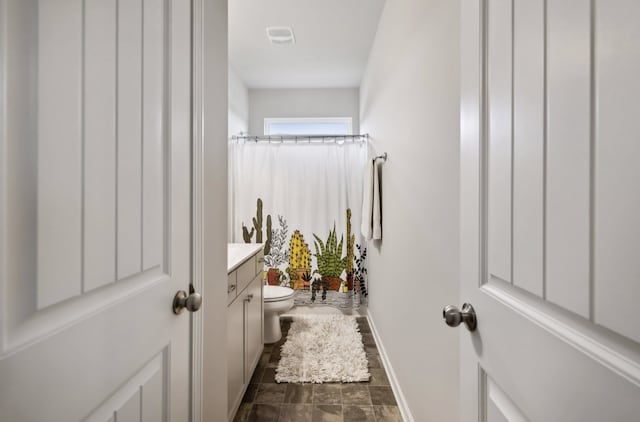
[
  {"x1": 227, "y1": 292, "x2": 244, "y2": 418},
  {"x1": 227, "y1": 245, "x2": 264, "y2": 421},
  {"x1": 244, "y1": 275, "x2": 263, "y2": 381}
]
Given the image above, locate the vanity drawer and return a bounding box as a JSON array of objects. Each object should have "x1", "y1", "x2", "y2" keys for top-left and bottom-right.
[
  {"x1": 255, "y1": 250, "x2": 264, "y2": 276},
  {"x1": 227, "y1": 271, "x2": 237, "y2": 304},
  {"x1": 237, "y1": 256, "x2": 256, "y2": 293}
]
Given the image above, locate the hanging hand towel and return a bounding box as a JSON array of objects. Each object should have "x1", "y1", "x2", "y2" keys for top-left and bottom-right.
[
  {"x1": 361, "y1": 159, "x2": 373, "y2": 239},
  {"x1": 371, "y1": 159, "x2": 382, "y2": 240},
  {"x1": 361, "y1": 158, "x2": 382, "y2": 240}
]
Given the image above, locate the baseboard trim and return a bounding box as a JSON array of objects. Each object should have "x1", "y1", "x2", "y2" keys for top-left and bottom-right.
[{"x1": 367, "y1": 310, "x2": 415, "y2": 422}]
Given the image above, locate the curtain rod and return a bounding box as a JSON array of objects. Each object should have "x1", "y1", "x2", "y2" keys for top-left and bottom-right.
[
  {"x1": 231, "y1": 134, "x2": 369, "y2": 143},
  {"x1": 374, "y1": 152, "x2": 388, "y2": 162}
]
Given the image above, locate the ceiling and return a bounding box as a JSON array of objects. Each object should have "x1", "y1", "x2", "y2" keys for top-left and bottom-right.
[{"x1": 229, "y1": 0, "x2": 386, "y2": 89}]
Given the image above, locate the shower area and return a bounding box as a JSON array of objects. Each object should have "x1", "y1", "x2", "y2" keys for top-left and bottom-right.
[
  {"x1": 227, "y1": 0, "x2": 387, "y2": 314},
  {"x1": 228, "y1": 131, "x2": 372, "y2": 312}
]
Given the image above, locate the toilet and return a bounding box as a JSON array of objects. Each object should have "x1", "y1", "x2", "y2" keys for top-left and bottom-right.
[{"x1": 263, "y1": 285, "x2": 295, "y2": 343}]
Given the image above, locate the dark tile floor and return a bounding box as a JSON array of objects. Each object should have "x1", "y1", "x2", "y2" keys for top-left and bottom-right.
[{"x1": 233, "y1": 317, "x2": 403, "y2": 422}]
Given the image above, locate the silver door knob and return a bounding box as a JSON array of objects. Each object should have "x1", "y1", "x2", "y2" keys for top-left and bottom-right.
[
  {"x1": 173, "y1": 290, "x2": 202, "y2": 314},
  {"x1": 443, "y1": 303, "x2": 477, "y2": 332}
]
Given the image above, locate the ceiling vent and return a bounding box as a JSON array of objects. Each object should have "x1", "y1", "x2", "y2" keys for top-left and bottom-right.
[{"x1": 266, "y1": 27, "x2": 295, "y2": 45}]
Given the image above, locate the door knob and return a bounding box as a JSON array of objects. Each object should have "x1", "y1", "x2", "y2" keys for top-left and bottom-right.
[
  {"x1": 173, "y1": 289, "x2": 202, "y2": 314},
  {"x1": 442, "y1": 303, "x2": 477, "y2": 332}
]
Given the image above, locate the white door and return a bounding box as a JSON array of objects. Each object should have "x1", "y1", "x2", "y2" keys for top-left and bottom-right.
[
  {"x1": 459, "y1": 1, "x2": 640, "y2": 421},
  {"x1": 0, "y1": 0, "x2": 193, "y2": 420}
]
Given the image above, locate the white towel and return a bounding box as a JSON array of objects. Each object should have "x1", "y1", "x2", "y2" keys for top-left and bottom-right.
[
  {"x1": 361, "y1": 158, "x2": 382, "y2": 240},
  {"x1": 361, "y1": 160, "x2": 373, "y2": 239},
  {"x1": 372, "y1": 159, "x2": 382, "y2": 240}
]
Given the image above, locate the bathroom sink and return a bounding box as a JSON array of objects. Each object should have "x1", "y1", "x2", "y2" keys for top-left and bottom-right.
[{"x1": 227, "y1": 243, "x2": 264, "y2": 273}]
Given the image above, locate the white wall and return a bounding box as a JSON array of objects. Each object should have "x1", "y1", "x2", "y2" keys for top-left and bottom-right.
[
  {"x1": 359, "y1": 1, "x2": 460, "y2": 421},
  {"x1": 248, "y1": 88, "x2": 360, "y2": 135},
  {"x1": 201, "y1": 0, "x2": 229, "y2": 420},
  {"x1": 228, "y1": 67, "x2": 249, "y2": 240},
  {"x1": 228, "y1": 66, "x2": 249, "y2": 136}
]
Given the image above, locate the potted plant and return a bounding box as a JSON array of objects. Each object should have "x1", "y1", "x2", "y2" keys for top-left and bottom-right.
[
  {"x1": 288, "y1": 230, "x2": 311, "y2": 289},
  {"x1": 301, "y1": 271, "x2": 312, "y2": 290},
  {"x1": 242, "y1": 198, "x2": 273, "y2": 254},
  {"x1": 241, "y1": 198, "x2": 273, "y2": 281},
  {"x1": 312, "y1": 223, "x2": 347, "y2": 291},
  {"x1": 263, "y1": 216, "x2": 290, "y2": 285},
  {"x1": 354, "y1": 244, "x2": 368, "y2": 297},
  {"x1": 311, "y1": 276, "x2": 321, "y2": 302},
  {"x1": 266, "y1": 268, "x2": 278, "y2": 285},
  {"x1": 267, "y1": 268, "x2": 287, "y2": 286},
  {"x1": 280, "y1": 269, "x2": 292, "y2": 288},
  {"x1": 345, "y1": 208, "x2": 355, "y2": 290}
]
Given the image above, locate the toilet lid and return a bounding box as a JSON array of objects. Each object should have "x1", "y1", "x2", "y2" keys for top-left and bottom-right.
[{"x1": 263, "y1": 285, "x2": 294, "y2": 302}]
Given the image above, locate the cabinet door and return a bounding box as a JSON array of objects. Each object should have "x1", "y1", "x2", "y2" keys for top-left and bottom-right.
[
  {"x1": 244, "y1": 275, "x2": 264, "y2": 383},
  {"x1": 227, "y1": 296, "x2": 244, "y2": 415}
]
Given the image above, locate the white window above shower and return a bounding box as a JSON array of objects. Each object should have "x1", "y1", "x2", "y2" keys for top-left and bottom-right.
[{"x1": 264, "y1": 117, "x2": 353, "y2": 136}]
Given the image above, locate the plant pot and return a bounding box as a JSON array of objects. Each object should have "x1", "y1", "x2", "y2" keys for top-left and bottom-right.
[
  {"x1": 292, "y1": 279, "x2": 306, "y2": 290},
  {"x1": 267, "y1": 268, "x2": 279, "y2": 285},
  {"x1": 323, "y1": 276, "x2": 342, "y2": 291},
  {"x1": 346, "y1": 274, "x2": 354, "y2": 291},
  {"x1": 296, "y1": 269, "x2": 310, "y2": 282}
]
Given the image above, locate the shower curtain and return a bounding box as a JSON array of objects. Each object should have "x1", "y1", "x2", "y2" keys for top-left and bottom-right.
[{"x1": 229, "y1": 139, "x2": 367, "y2": 295}]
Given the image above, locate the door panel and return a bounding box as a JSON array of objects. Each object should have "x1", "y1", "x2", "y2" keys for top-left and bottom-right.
[
  {"x1": 142, "y1": 0, "x2": 166, "y2": 271},
  {"x1": 594, "y1": 0, "x2": 640, "y2": 343},
  {"x1": 84, "y1": 0, "x2": 117, "y2": 292},
  {"x1": 484, "y1": 373, "x2": 527, "y2": 422},
  {"x1": 4, "y1": 0, "x2": 39, "y2": 331},
  {"x1": 118, "y1": 393, "x2": 142, "y2": 422},
  {"x1": 117, "y1": 0, "x2": 144, "y2": 280},
  {"x1": 475, "y1": 281, "x2": 640, "y2": 421},
  {"x1": 545, "y1": 0, "x2": 591, "y2": 318},
  {"x1": 34, "y1": 0, "x2": 168, "y2": 310},
  {"x1": 0, "y1": 0, "x2": 192, "y2": 419},
  {"x1": 37, "y1": 0, "x2": 84, "y2": 308},
  {"x1": 461, "y1": 1, "x2": 640, "y2": 420},
  {"x1": 487, "y1": 0, "x2": 513, "y2": 283},
  {"x1": 86, "y1": 350, "x2": 167, "y2": 422},
  {"x1": 512, "y1": 0, "x2": 544, "y2": 297},
  {"x1": 12, "y1": 0, "x2": 171, "y2": 337}
]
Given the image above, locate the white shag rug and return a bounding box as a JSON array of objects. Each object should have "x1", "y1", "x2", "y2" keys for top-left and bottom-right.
[{"x1": 275, "y1": 314, "x2": 370, "y2": 383}]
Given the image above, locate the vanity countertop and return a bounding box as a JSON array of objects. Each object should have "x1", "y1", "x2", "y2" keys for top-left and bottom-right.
[{"x1": 228, "y1": 243, "x2": 264, "y2": 273}]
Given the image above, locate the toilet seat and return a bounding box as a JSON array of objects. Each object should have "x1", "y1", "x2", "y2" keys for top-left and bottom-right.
[{"x1": 264, "y1": 285, "x2": 294, "y2": 302}]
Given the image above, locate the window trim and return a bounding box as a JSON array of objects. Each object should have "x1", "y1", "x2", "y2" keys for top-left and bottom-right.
[{"x1": 263, "y1": 117, "x2": 353, "y2": 136}]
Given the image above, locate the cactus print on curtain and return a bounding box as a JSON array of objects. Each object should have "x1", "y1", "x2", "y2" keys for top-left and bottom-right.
[{"x1": 230, "y1": 139, "x2": 367, "y2": 295}]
